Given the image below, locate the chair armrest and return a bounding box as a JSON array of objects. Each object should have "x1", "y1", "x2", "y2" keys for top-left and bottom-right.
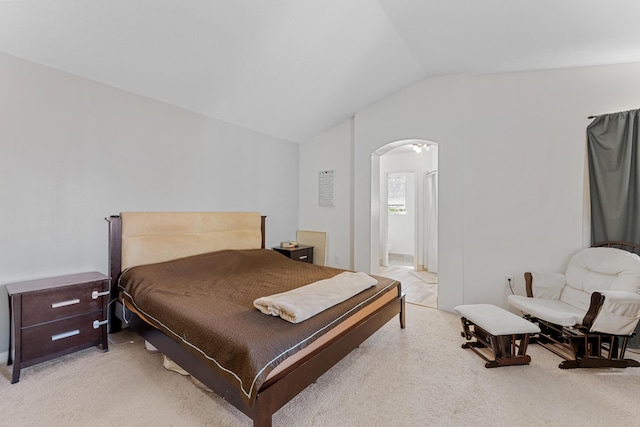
[
  {"x1": 524, "y1": 272, "x2": 565, "y2": 299},
  {"x1": 586, "y1": 290, "x2": 640, "y2": 335}
]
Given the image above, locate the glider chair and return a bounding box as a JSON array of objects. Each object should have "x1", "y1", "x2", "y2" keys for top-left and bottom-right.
[{"x1": 508, "y1": 243, "x2": 640, "y2": 369}]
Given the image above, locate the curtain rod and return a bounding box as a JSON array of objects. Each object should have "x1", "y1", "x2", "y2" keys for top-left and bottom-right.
[{"x1": 588, "y1": 108, "x2": 639, "y2": 119}]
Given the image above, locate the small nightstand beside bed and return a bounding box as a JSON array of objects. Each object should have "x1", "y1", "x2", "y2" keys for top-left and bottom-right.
[{"x1": 107, "y1": 212, "x2": 405, "y2": 427}]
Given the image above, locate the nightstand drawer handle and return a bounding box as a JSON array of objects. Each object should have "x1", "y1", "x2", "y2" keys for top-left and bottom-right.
[
  {"x1": 51, "y1": 299, "x2": 80, "y2": 309},
  {"x1": 91, "y1": 290, "x2": 110, "y2": 299},
  {"x1": 93, "y1": 319, "x2": 108, "y2": 329},
  {"x1": 299, "y1": 255, "x2": 308, "y2": 259},
  {"x1": 52, "y1": 329, "x2": 80, "y2": 341}
]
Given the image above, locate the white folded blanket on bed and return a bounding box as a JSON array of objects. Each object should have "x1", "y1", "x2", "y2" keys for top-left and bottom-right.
[{"x1": 253, "y1": 271, "x2": 378, "y2": 323}]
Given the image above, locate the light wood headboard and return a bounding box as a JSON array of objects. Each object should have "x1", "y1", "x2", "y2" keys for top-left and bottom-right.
[
  {"x1": 106, "y1": 212, "x2": 266, "y2": 331},
  {"x1": 120, "y1": 211, "x2": 263, "y2": 270}
]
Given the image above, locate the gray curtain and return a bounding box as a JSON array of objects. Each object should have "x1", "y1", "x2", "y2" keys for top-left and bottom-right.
[{"x1": 587, "y1": 109, "x2": 640, "y2": 245}]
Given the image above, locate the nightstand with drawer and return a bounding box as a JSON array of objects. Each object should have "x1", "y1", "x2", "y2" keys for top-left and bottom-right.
[
  {"x1": 272, "y1": 245, "x2": 314, "y2": 264},
  {"x1": 6, "y1": 271, "x2": 110, "y2": 383}
]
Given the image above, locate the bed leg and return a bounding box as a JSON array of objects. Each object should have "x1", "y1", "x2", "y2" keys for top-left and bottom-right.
[
  {"x1": 399, "y1": 294, "x2": 406, "y2": 329},
  {"x1": 252, "y1": 396, "x2": 273, "y2": 427},
  {"x1": 253, "y1": 410, "x2": 272, "y2": 427}
]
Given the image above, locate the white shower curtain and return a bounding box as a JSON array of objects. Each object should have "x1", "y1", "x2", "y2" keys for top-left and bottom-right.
[{"x1": 424, "y1": 171, "x2": 438, "y2": 273}]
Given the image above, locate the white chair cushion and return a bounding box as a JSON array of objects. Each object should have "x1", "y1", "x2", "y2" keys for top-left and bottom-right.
[
  {"x1": 549, "y1": 247, "x2": 640, "y2": 319},
  {"x1": 558, "y1": 286, "x2": 591, "y2": 312},
  {"x1": 510, "y1": 247, "x2": 640, "y2": 334},
  {"x1": 590, "y1": 291, "x2": 640, "y2": 335},
  {"x1": 565, "y1": 247, "x2": 640, "y2": 294},
  {"x1": 508, "y1": 295, "x2": 585, "y2": 327},
  {"x1": 530, "y1": 272, "x2": 565, "y2": 300}
]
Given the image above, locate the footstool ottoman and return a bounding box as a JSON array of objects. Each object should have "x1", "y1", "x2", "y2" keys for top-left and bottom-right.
[{"x1": 454, "y1": 304, "x2": 541, "y2": 368}]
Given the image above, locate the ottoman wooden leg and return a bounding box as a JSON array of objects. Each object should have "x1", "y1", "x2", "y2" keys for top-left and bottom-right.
[{"x1": 455, "y1": 304, "x2": 540, "y2": 368}]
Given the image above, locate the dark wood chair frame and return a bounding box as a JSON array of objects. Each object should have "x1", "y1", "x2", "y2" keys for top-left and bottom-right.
[
  {"x1": 522, "y1": 241, "x2": 640, "y2": 369},
  {"x1": 106, "y1": 215, "x2": 405, "y2": 427}
]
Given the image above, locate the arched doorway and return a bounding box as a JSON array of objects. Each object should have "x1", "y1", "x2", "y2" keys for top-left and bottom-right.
[{"x1": 372, "y1": 139, "x2": 438, "y2": 308}]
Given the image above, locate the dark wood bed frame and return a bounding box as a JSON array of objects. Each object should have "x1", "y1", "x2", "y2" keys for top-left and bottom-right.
[{"x1": 106, "y1": 215, "x2": 405, "y2": 427}]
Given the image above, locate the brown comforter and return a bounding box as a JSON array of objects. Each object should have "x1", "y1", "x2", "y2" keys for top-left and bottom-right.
[{"x1": 119, "y1": 249, "x2": 400, "y2": 404}]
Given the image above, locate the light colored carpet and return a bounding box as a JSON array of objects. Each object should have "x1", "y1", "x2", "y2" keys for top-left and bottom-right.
[{"x1": 2, "y1": 304, "x2": 640, "y2": 426}]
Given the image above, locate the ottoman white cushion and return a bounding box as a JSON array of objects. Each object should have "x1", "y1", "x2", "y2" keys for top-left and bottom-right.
[{"x1": 455, "y1": 304, "x2": 540, "y2": 336}]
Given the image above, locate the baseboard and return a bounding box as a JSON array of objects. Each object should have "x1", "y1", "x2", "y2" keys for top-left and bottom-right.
[{"x1": 0, "y1": 351, "x2": 8, "y2": 364}]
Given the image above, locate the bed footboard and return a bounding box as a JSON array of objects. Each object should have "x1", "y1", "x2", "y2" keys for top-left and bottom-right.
[{"x1": 120, "y1": 292, "x2": 404, "y2": 427}]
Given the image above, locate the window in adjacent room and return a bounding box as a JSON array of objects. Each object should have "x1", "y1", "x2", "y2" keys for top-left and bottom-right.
[{"x1": 388, "y1": 173, "x2": 407, "y2": 215}]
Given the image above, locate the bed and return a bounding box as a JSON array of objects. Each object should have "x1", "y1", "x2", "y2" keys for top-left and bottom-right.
[{"x1": 107, "y1": 212, "x2": 405, "y2": 427}]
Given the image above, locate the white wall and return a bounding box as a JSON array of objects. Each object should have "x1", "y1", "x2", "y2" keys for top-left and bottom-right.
[
  {"x1": 300, "y1": 62, "x2": 640, "y2": 312},
  {"x1": 354, "y1": 75, "x2": 466, "y2": 311},
  {"x1": 298, "y1": 119, "x2": 353, "y2": 268},
  {"x1": 0, "y1": 53, "x2": 300, "y2": 353}
]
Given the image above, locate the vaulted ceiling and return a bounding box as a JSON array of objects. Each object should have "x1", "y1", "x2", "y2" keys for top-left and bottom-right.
[{"x1": 2, "y1": 1, "x2": 639, "y2": 142}]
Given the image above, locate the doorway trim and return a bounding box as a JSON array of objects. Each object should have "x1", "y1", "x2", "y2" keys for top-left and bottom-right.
[{"x1": 371, "y1": 138, "x2": 438, "y2": 280}]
